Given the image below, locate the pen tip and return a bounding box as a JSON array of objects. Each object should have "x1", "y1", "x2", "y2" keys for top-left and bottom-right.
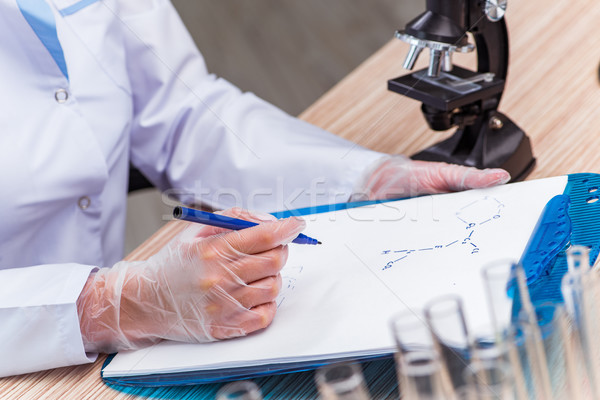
[{"x1": 317, "y1": 241, "x2": 322, "y2": 245}]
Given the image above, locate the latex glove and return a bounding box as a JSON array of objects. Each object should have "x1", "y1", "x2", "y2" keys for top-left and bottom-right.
[
  {"x1": 76, "y1": 208, "x2": 306, "y2": 353},
  {"x1": 351, "y1": 155, "x2": 511, "y2": 201}
]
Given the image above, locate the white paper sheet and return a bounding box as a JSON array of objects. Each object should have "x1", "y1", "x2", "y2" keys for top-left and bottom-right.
[{"x1": 103, "y1": 176, "x2": 567, "y2": 377}]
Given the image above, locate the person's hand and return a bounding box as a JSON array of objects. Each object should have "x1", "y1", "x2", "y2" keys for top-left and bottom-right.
[
  {"x1": 76, "y1": 208, "x2": 306, "y2": 353},
  {"x1": 351, "y1": 155, "x2": 511, "y2": 201}
]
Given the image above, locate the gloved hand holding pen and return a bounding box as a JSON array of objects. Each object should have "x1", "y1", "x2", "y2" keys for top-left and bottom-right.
[
  {"x1": 76, "y1": 208, "x2": 305, "y2": 353},
  {"x1": 75, "y1": 156, "x2": 508, "y2": 353},
  {"x1": 351, "y1": 155, "x2": 511, "y2": 201}
]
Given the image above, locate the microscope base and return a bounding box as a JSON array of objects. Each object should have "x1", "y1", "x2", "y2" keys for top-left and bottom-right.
[{"x1": 411, "y1": 112, "x2": 536, "y2": 182}]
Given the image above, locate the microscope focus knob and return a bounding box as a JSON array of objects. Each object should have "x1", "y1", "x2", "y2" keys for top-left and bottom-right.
[{"x1": 484, "y1": 0, "x2": 508, "y2": 22}]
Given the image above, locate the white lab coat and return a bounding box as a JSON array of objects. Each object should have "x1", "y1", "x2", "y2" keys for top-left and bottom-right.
[{"x1": 0, "y1": 0, "x2": 383, "y2": 376}]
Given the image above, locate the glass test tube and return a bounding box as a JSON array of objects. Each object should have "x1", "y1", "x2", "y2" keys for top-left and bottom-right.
[
  {"x1": 481, "y1": 259, "x2": 520, "y2": 339},
  {"x1": 424, "y1": 295, "x2": 472, "y2": 391},
  {"x1": 566, "y1": 245, "x2": 591, "y2": 274},
  {"x1": 518, "y1": 303, "x2": 584, "y2": 400},
  {"x1": 480, "y1": 260, "x2": 530, "y2": 400},
  {"x1": 216, "y1": 380, "x2": 263, "y2": 400},
  {"x1": 513, "y1": 265, "x2": 553, "y2": 400},
  {"x1": 390, "y1": 310, "x2": 455, "y2": 400},
  {"x1": 551, "y1": 303, "x2": 588, "y2": 400},
  {"x1": 460, "y1": 359, "x2": 514, "y2": 400},
  {"x1": 400, "y1": 351, "x2": 451, "y2": 400},
  {"x1": 315, "y1": 362, "x2": 371, "y2": 400},
  {"x1": 562, "y1": 246, "x2": 591, "y2": 319},
  {"x1": 562, "y1": 245, "x2": 600, "y2": 398}
]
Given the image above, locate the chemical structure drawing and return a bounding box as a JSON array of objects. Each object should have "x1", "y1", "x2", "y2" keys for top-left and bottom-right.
[
  {"x1": 380, "y1": 196, "x2": 505, "y2": 271},
  {"x1": 276, "y1": 266, "x2": 304, "y2": 308}
]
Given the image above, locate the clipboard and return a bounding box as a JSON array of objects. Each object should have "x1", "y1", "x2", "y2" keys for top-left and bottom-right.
[{"x1": 101, "y1": 173, "x2": 600, "y2": 393}]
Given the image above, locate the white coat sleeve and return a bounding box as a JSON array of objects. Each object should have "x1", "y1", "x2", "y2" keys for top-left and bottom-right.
[
  {"x1": 119, "y1": 0, "x2": 386, "y2": 212},
  {"x1": 0, "y1": 264, "x2": 97, "y2": 377}
]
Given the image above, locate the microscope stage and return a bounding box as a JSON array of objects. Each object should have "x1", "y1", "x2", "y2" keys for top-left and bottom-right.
[{"x1": 388, "y1": 66, "x2": 505, "y2": 111}]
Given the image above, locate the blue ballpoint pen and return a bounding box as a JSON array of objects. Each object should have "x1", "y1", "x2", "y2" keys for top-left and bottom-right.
[{"x1": 173, "y1": 206, "x2": 322, "y2": 245}]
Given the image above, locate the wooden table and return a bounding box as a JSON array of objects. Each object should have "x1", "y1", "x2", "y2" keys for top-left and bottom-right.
[{"x1": 2, "y1": 0, "x2": 599, "y2": 398}]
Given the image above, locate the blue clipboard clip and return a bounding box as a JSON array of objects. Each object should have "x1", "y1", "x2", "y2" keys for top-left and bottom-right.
[
  {"x1": 519, "y1": 195, "x2": 571, "y2": 284},
  {"x1": 520, "y1": 173, "x2": 600, "y2": 307}
]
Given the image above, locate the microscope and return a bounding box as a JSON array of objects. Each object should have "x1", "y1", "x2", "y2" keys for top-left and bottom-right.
[{"x1": 388, "y1": 0, "x2": 535, "y2": 181}]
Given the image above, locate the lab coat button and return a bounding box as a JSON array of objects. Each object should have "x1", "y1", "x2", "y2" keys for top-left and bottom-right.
[
  {"x1": 78, "y1": 196, "x2": 91, "y2": 210},
  {"x1": 55, "y1": 89, "x2": 69, "y2": 103}
]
